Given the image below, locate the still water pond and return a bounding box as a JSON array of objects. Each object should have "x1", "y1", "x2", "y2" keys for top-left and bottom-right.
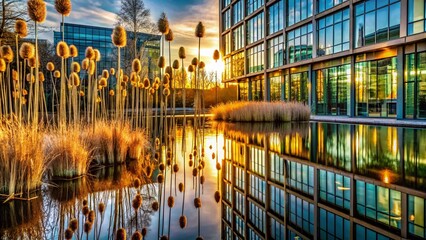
[{"x1": 1, "y1": 122, "x2": 426, "y2": 240}]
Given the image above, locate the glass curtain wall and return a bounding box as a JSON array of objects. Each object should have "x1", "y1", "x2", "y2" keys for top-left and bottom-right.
[
  {"x1": 285, "y1": 71, "x2": 309, "y2": 103},
  {"x1": 316, "y1": 64, "x2": 350, "y2": 115},
  {"x1": 355, "y1": 57, "x2": 397, "y2": 117},
  {"x1": 405, "y1": 52, "x2": 426, "y2": 119}
]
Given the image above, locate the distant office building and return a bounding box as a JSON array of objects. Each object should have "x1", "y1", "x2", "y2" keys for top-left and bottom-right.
[
  {"x1": 53, "y1": 23, "x2": 160, "y2": 78},
  {"x1": 220, "y1": 0, "x2": 426, "y2": 119}
]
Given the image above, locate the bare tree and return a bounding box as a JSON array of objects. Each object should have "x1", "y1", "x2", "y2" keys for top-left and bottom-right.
[
  {"x1": 116, "y1": 0, "x2": 155, "y2": 59},
  {"x1": 0, "y1": 0, "x2": 26, "y2": 44}
]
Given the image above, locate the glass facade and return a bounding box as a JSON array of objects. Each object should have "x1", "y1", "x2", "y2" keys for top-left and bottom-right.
[
  {"x1": 354, "y1": 0, "x2": 400, "y2": 48},
  {"x1": 408, "y1": 195, "x2": 426, "y2": 238},
  {"x1": 247, "y1": 0, "x2": 264, "y2": 16},
  {"x1": 288, "y1": 193, "x2": 314, "y2": 235},
  {"x1": 232, "y1": 52, "x2": 244, "y2": 78},
  {"x1": 268, "y1": 0, "x2": 284, "y2": 35},
  {"x1": 288, "y1": 0, "x2": 313, "y2": 26},
  {"x1": 405, "y1": 52, "x2": 426, "y2": 119},
  {"x1": 317, "y1": 0, "x2": 348, "y2": 13},
  {"x1": 355, "y1": 224, "x2": 391, "y2": 240},
  {"x1": 250, "y1": 76, "x2": 264, "y2": 101},
  {"x1": 319, "y1": 208, "x2": 350, "y2": 240},
  {"x1": 287, "y1": 23, "x2": 313, "y2": 64},
  {"x1": 233, "y1": 25, "x2": 244, "y2": 51},
  {"x1": 316, "y1": 64, "x2": 350, "y2": 115},
  {"x1": 408, "y1": 0, "x2": 426, "y2": 35},
  {"x1": 285, "y1": 71, "x2": 309, "y2": 103},
  {"x1": 286, "y1": 160, "x2": 314, "y2": 195},
  {"x1": 267, "y1": 35, "x2": 284, "y2": 68},
  {"x1": 317, "y1": 8, "x2": 350, "y2": 56},
  {"x1": 223, "y1": 9, "x2": 231, "y2": 31},
  {"x1": 223, "y1": 32, "x2": 231, "y2": 55},
  {"x1": 233, "y1": 0, "x2": 244, "y2": 25},
  {"x1": 319, "y1": 170, "x2": 351, "y2": 210},
  {"x1": 247, "y1": 12, "x2": 264, "y2": 44},
  {"x1": 355, "y1": 57, "x2": 398, "y2": 117},
  {"x1": 269, "y1": 73, "x2": 282, "y2": 101},
  {"x1": 247, "y1": 44, "x2": 264, "y2": 73}
]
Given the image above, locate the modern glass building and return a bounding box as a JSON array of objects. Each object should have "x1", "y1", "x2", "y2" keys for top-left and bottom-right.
[
  {"x1": 53, "y1": 23, "x2": 161, "y2": 78},
  {"x1": 221, "y1": 122, "x2": 426, "y2": 239},
  {"x1": 219, "y1": 0, "x2": 426, "y2": 119}
]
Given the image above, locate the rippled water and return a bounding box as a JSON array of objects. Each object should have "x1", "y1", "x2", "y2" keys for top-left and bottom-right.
[{"x1": 1, "y1": 121, "x2": 426, "y2": 240}]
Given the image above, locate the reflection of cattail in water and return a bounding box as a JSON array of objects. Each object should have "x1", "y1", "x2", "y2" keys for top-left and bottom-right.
[
  {"x1": 160, "y1": 236, "x2": 168, "y2": 240},
  {"x1": 65, "y1": 228, "x2": 74, "y2": 240},
  {"x1": 116, "y1": 228, "x2": 126, "y2": 240},
  {"x1": 84, "y1": 221, "x2": 92, "y2": 240},
  {"x1": 69, "y1": 218, "x2": 78, "y2": 232},
  {"x1": 97, "y1": 202, "x2": 105, "y2": 238},
  {"x1": 179, "y1": 215, "x2": 187, "y2": 229},
  {"x1": 134, "y1": 177, "x2": 141, "y2": 193},
  {"x1": 133, "y1": 194, "x2": 143, "y2": 230},
  {"x1": 157, "y1": 173, "x2": 164, "y2": 238},
  {"x1": 88, "y1": 210, "x2": 96, "y2": 223},
  {"x1": 132, "y1": 231, "x2": 142, "y2": 240}
]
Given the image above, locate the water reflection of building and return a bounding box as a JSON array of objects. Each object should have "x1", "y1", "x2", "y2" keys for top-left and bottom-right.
[
  {"x1": 221, "y1": 122, "x2": 426, "y2": 239},
  {"x1": 220, "y1": 0, "x2": 426, "y2": 120}
]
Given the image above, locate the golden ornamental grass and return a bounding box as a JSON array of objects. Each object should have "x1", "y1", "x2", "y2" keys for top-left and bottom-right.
[
  {"x1": 54, "y1": 0, "x2": 72, "y2": 16},
  {"x1": 112, "y1": 26, "x2": 127, "y2": 47},
  {"x1": 27, "y1": 0, "x2": 47, "y2": 23},
  {"x1": 15, "y1": 19, "x2": 28, "y2": 38},
  {"x1": 19, "y1": 42, "x2": 35, "y2": 59},
  {"x1": 157, "y1": 12, "x2": 169, "y2": 34},
  {"x1": 0, "y1": 46, "x2": 14, "y2": 63}
]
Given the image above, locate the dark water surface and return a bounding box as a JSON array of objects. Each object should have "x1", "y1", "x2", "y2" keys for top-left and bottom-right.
[{"x1": 1, "y1": 121, "x2": 426, "y2": 240}]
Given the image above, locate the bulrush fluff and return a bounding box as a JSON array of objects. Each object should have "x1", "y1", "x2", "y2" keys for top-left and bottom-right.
[
  {"x1": 27, "y1": 0, "x2": 47, "y2": 23},
  {"x1": 56, "y1": 41, "x2": 70, "y2": 58},
  {"x1": 15, "y1": 19, "x2": 28, "y2": 38},
  {"x1": 54, "y1": 0, "x2": 72, "y2": 16},
  {"x1": 111, "y1": 26, "x2": 127, "y2": 47},
  {"x1": 19, "y1": 42, "x2": 35, "y2": 59}
]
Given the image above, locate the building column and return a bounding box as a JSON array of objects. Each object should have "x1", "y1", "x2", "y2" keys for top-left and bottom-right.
[
  {"x1": 349, "y1": 55, "x2": 356, "y2": 117},
  {"x1": 308, "y1": 64, "x2": 313, "y2": 110},
  {"x1": 397, "y1": 46, "x2": 405, "y2": 119},
  {"x1": 311, "y1": 66, "x2": 317, "y2": 115}
]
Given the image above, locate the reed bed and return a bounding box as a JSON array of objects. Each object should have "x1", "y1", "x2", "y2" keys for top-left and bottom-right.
[
  {"x1": 211, "y1": 101, "x2": 311, "y2": 122},
  {"x1": 44, "y1": 127, "x2": 94, "y2": 179},
  {"x1": 0, "y1": 121, "x2": 45, "y2": 197}
]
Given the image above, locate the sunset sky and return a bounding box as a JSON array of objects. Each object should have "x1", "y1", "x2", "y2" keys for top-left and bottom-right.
[{"x1": 40, "y1": 0, "x2": 221, "y2": 72}]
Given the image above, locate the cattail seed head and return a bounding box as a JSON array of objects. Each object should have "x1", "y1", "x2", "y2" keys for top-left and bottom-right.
[
  {"x1": 131, "y1": 231, "x2": 142, "y2": 240},
  {"x1": 213, "y1": 49, "x2": 220, "y2": 61},
  {"x1": 200, "y1": 160, "x2": 205, "y2": 168},
  {"x1": 194, "y1": 198, "x2": 202, "y2": 208},
  {"x1": 141, "y1": 228, "x2": 147, "y2": 236},
  {"x1": 132, "y1": 194, "x2": 143, "y2": 210},
  {"x1": 109, "y1": 89, "x2": 115, "y2": 96},
  {"x1": 130, "y1": 72, "x2": 137, "y2": 82},
  {"x1": 88, "y1": 210, "x2": 96, "y2": 223},
  {"x1": 166, "y1": 158, "x2": 171, "y2": 166},
  {"x1": 134, "y1": 178, "x2": 141, "y2": 188},
  {"x1": 112, "y1": 26, "x2": 127, "y2": 47},
  {"x1": 173, "y1": 164, "x2": 179, "y2": 173},
  {"x1": 28, "y1": 57, "x2": 38, "y2": 68},
  {"x1": 64, "y1": 228, "x2": 73, "y2": 240},
  {"x1": 110, "y1": 68, "x2": 115, "y2": 75},
  {"x1": 160, "y1": 236, "x2": 168, "y2": 240},
  {"x1": 214, "y1": 191, "x2": 221, "y2": 203},
  {"x1": 212, "y1": 153, "x2": 215, "y2": 160},
  {"x1": 72, "y1": 62, "x2": 80, "y2": 73},
  {"x1": 56, "y1": 41, "x2": 70, "y2": 58},
  {"x1": 216, "y1": 162, "x2": 221, "y2": 170},
  {"x1": 159, "y1": 162, "x2": 165, "y2": 171},
  {"x1": 191, "y1": 57, "x2": 198, "y2": 66},
  {"x1": 162, "y1": 74, "x2": 170, "y2": 86},
  {"x1": 189, "y1": 160, "x2": 193, "y2": 167},
  {"x1": 165, "y1": 66, "x2": 173, "y2": 80},
  {"x1": 85, "y1": 47, "x2": 94, "y2": 60},
  {"x1": 163, "y1": 88, "x2": 170, "y2": 97},
  {"x1": 157, "y1": 12, "x2": 169, "y2": 34},
  {"x1": 132, "y1": 59, "x2": 142, "y2": 73},
  {"x1": 116, "y1": 228, "x2": 126, "y2": 240},
  {"x1": 15, "y1": 19, "x2": 28, "y2": 38},
  {"x1": 98, "y1": 203, "x2": 105, "y2": 213},
  {"x1": 0, "y1": 59, "x2": 6, "y2": 72},
  {"x1": 22, "y1": 89, "x2": 28, "y2": 96},
  {"x1": 99, "y1": 77, "x2": 107, "y2": 87},
  {"x1": 83, "y1": 199, "x2": 88, "y2": 206},
  {"x1": 82, "y1": 58, "x2": 89, "y2": 70},
  {"x1": 54, "y1": 70, "x2": 61, "y2": 78},
  {"x1": 122, "y1": 89, "x2": 127, "y2": 97},
  {"x1": 88, "y1": 60, "x2": 95, "y2": 75},
  {"x1": 195, "y1": 21, "x2": 205, "y2": 38},
  {"x1": 165, "y1": 29, "x2": 174, "y2": 42},
  {"x1": 46, "y1": 62, "x2": 55, "y2": 72},
  {"x1": 27, "y1": 0, "x2": 47, "y2": 23},
  {"x1": 179, "y1": 215, "x2": 187, "y2": 228},
  {"x1": 172, "y1": 60, "x2": 179, "y2": 70},
  {"x1": 201, "y1": 175, "x2": 205, "y2": 184},
  {"x1": 188, "y1": 65, "x2": 194, "y2": 73},
  {"x1": 70, "y1": 72, "x2": 80, "y2": 86},
  {"x1": 145, "y1": 165, "x2": 153, "y2": 177},
  {"x1": 151, "y1": 201, "x2": 159, "y2": 211},
  {"x1": 198, "y1": 61, "x2": 205, "y2": 69},
  {"x1": 12, "y1": 70, "x2": 18, "y2": 81},
  {"x1": 178, "y1": 182, "x2": 184, "y2": 192},
  {"x1": 69, "y1": 45, "x2": 78, "y2": 57},
  {"x1": 196, "y1": 237, "x2": 204, "y2": 240},
  {"x1": 54, "y1": 0, "x2": 72, "y2": 16},
  {"x1": 82, "y1": 205, "x2": 89, "y2": 216},
  {"x1": 0, "y1": 46, "x2": 14, "y2": 63},
  {"x1": 94, "y1": 49, "x2": 101, "y2": 62},
  {"x1": 102, "y1": 69, "x2": 109, "y2": 78},
  {"x1": 69, "y1": 218, "x2": 78, "y2": 231},
  {"x1": 26, "y1": 73, "x2": 34, "y2": 82},
  {"x1": 178, "y1": 47, "x2": 186, "y2": 59},
  {"x1": 19, "y1": 42, "x2": 35, "y2": 59},
  {"x1": 192, "y1": 168, "x2": 198, "y2": 177},
  {"x1": 83, "y1": 221, "x2": 92, "y2": 233},
  {"x1": 38, "y1": 72, "x2": 45, "y2": 82},
  {"x1": 158, "y1": 56, "x2": 165, "y2": 69},
  {"x1": 79, "y1": 91, "x2": 84, "y2": 96},
  {"x1": 167, "y1": 196, "x2": 174, "y2": 208},
  {"x1": 143, "y1": 78, "x2": 150, "y2": 89},
  {"x1": 157, "y1": 174, "x2": 164, "y2": 183}
]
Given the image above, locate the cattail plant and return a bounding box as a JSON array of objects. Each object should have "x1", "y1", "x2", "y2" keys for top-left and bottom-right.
[
  {"x1": 111, "y1": 26, "x2": 126, "y2": 122},
  {"x1": 27, "y1": 0, "x2": 46, "y2": 130},
  {"x1": 56, "y1": 41, "x2": 69, "y2": 127}
]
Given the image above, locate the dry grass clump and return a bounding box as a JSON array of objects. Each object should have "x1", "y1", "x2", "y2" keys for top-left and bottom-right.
[
  {"x1": 128, "y1": 131, "x2": 148, "y2": 161},
  {"x1": 0, "y1": 121, "x2": 45, "y2": 196},
  {"x1": 44, "y1": 127, "x2": 94, "y2": 179},
  {"x1": 211, "y1": 101, "x2": 310, "y2": 122}
]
